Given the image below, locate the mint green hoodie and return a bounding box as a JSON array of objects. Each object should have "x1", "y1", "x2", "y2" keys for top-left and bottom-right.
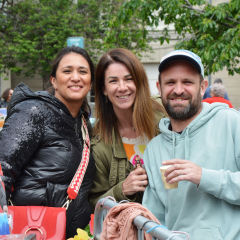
[{"x1": 143, "y1": 103, "x2": 240, "y2": 240}]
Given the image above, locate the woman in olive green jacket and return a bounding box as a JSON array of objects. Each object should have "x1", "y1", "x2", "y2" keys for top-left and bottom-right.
[{"x1": 89, "y1": 48, "x2": 167, "y2": 211}]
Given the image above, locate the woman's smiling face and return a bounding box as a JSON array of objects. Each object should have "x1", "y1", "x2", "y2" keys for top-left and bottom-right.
[
  {"x1": 51, "y1": 52, "x2": 92, "y2": 109},
  {"x1": 103, "y1": 62, "x2": 136, "y2": 113}
]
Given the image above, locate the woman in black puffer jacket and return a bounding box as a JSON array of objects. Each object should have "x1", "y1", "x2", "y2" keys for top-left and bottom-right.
[{"x1": 0, "y1": 46, "x2": 95, "y2": 239}]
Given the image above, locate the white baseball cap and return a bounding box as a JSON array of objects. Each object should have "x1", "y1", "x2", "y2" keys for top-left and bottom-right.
[{"x1": 158, "y1": 50, "x2": 204, "y2": 78}]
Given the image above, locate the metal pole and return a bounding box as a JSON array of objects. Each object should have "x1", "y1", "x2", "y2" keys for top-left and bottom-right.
[
  {"x1": 208, "y1": 0, "x2": 212, "y2": 86},
  {"x1": 208, "y1": 73, "x2": 211, "y2": 86},
  {"x1": 133, "y1": 215, "x2": 185, "y2": 240},
  {"x1": 94, "y1": 198, "x2": 185, "y2": 240}
]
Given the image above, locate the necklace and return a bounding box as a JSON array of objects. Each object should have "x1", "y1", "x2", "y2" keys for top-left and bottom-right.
[{"x1": 119, "y1": 124, "x2": 136, "y2": 138}]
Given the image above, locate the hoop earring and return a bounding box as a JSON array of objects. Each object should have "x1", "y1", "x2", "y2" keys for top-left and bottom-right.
[{"x1": 106, "y1": 95, "x2": 108, "y2": 103}]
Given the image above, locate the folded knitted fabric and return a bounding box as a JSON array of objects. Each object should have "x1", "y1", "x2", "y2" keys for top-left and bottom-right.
[{"x1": 100, "y1": 202, "x2": 160, "y2": 240}]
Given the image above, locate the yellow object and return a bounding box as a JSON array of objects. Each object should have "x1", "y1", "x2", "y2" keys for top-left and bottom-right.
[
  {"x1": 67, "y1": 228, "x2": 92, "y2": 240},
  {"x1": 72, "y1": 228, "x2": 89, "y2": 240}
]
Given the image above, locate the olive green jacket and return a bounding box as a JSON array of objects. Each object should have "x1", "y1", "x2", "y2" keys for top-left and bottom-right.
[{"x1": 89, "y1": 110, "x2": 166, "y2": 212}]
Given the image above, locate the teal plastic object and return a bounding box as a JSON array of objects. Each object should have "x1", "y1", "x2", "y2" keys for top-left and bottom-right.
[{"x1": 0, "y1": 213, "x2": 10, "y2": 235}]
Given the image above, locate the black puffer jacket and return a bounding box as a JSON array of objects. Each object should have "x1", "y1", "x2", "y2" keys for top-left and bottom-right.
[{"x1": 0, "y1": 83, "x2": 95, "y2": 239}]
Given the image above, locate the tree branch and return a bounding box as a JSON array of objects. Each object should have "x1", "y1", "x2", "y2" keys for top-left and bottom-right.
[
  {"x1": 182, "y1": 0, "x2": 204, "y2": 13},
  {"x1": 182, "y1": 0, "x2": 240, "y2": 24},
  {"x1": 181, "y1": 3, "x2": 239, "y2": 28}
]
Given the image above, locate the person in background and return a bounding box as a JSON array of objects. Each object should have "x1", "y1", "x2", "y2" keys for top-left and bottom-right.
[
  {"x1": 0, "y1": 88, "x2": 13, "y2": 108},
  {"x1": 89, "y1": 48, "x2": 167, "y2": 211},
  {"x1": 203, "y1": 83, "x2": 233, "y2": 108},
  {"x1": 203, "y1": 78, "x2": 230, "y2": 100},
  {"x1": 0, "y1": 46, "x2": 95, "y2": 238},
  {"x1": 142, "y1": 49, "x2": 240, "y2": 240}
]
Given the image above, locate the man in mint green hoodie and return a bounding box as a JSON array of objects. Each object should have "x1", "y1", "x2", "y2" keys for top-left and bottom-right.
[{"x1": 143, "y1": 50, "x2": 240, "y2": 240}]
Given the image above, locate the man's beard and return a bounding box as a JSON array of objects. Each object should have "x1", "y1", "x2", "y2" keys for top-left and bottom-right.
[{"x1": 162, "y1": 90, "x2": 202, "y2": 121}]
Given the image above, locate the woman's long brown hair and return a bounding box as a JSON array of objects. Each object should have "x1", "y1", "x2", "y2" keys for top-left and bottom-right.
[{"x1": 93, "y1": 48, "x2": 166, "y2": 143}]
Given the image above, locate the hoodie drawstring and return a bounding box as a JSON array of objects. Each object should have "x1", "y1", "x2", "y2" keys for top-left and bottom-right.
[
  {"x1": 172, "y1": 133, "x2": 176, "y2": 159},
  {"x1": 185, "y1": 128, "x2": 190, "y2": 160},
  {"x1": 171, "y1": 128, "x2": 190, "y2": 160}
]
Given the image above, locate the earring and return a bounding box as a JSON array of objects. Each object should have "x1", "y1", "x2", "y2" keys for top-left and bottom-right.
[{"x1": 105, "y1": 95, "x2": 108, "y2": 103}]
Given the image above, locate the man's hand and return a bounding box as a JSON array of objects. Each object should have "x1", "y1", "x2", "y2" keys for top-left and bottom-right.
[
  {"x1": 162, "y1": 159, "x2": 202, "y2": 185},
  {"x1": 122, "y1": 167, "x2": 148, "y2": 196}
]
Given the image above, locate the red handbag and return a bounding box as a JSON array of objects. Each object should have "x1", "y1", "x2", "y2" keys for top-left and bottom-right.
[
  {"x1": 8, "y1": 206, "x2": 66, "y2": 240},
  {"x1": 5, "y1": 117, "x2": 90, "y2": 240}
]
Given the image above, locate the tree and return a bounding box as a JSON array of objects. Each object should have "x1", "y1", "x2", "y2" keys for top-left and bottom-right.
[
  {"x1": 107, "y1": 0, "x2": 240, "y2": 76},
  {"x1": 0, "y1": 0, "x2": 151, "y2": 84}
]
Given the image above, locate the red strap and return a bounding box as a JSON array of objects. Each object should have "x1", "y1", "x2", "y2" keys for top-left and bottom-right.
[
  {"x1": 67, "y1": 117, "x2": 90, "y2": 200},
  {"x1": 0, "y1": 163, "x2": 5, "y2": 190}
]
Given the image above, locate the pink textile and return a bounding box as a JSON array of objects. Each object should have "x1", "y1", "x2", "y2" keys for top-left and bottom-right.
[{"x1": 100, "y1": 202, "x2": 161, "y2": 240}]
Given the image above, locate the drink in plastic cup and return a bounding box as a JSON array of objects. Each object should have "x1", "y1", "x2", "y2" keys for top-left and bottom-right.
[
  {"x1": 0, "y1": 111, "x2": 6, "y2": 131},
  {"x1": 160, "y1": 166, "x2": 178, "y2": 189},
  {"x1": 0, "y1": 118, "x2": 4, "y2": 130}
]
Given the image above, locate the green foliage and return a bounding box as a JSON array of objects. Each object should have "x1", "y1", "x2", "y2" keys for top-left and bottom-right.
[
  {"x1": 84, "y1": 224, "x2": 93, "y2": 237},
  {"x1": 0, "y1": 0, "x2": 152, "y2": 82},
  {"x1": 109, "y1": 0, "x2": 240, "y2": 76}
]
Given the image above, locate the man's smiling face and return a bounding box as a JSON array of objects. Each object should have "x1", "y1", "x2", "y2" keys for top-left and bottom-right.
[{"x1": 158, "y1": 60, "x2": 205, "y2": 121}]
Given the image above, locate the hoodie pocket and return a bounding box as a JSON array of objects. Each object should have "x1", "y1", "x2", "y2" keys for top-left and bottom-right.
[{"x1": 190, "y1": 228, "x2": 223, "y2": 240}]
